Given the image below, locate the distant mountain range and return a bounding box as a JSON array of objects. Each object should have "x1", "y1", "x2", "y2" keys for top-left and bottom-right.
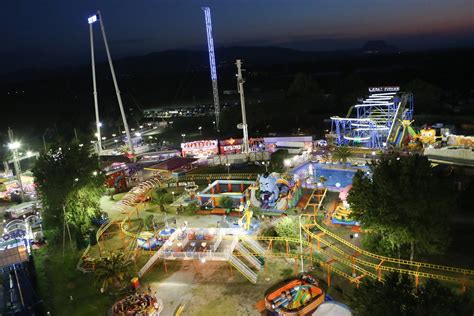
[{"x1": 0, "y1": 41, "x2": 402, "y2": 83}]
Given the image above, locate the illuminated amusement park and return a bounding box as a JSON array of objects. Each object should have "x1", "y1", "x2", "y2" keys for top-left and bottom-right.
[{"x1": 2, "y1": 3, "x2": 474, "y2": 316}]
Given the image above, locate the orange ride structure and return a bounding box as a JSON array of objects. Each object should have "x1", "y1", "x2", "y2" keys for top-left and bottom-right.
[
  {"x1": 264, "y1": 276, "x2": 325, "y2": 315},
  {"x1": 88, "y1": 177, "x2": 474, "y2": 292}
]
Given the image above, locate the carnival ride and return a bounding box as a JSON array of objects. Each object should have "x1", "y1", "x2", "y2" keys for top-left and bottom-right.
[
  {"x1": 264, "y1": 275, "x2": 325, "y2": 315},
  {"x1": 197, "y1": 179, "x2": 253, "y2": 209},
  {"x1": 331, "y1": 206, "x2": 356, "y2": 226},
  {"x1": 331, "y1": 91, "x2": 414, "y2": 148}
]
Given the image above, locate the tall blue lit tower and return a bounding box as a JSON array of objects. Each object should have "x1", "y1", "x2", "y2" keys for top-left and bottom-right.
[{"x1": 202, "y1": 7, "x2": 220, "y2": 131}]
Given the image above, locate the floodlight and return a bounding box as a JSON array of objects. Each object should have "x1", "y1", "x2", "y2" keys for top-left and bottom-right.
[
  {"x1": 88, "y1": 15, "x2": 98, "y2": 24},
  {"x1": 8, "y1": 142, "x2": 21, "y2": 150}
]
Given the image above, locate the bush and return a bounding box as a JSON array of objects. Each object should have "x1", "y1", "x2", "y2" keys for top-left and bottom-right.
[
  {"x1": 219, "y1": 196, "x2": 234, "y2": 210},
  {"x1": 275, "y1": 217, "x2": 299, "y2": 239}
]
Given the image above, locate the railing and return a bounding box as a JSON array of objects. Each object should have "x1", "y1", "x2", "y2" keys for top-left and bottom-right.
[
  {"x1": 235, "y1": 243, "x2": 262, "y2": 270},
  {"x1": 228, "y1": 254, "x2": 258, "y2": 284},
  {"x1": 240, "y1": 235, "x2": 266, "y2": 255}
]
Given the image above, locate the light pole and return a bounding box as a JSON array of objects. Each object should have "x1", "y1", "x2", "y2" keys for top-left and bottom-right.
[
  {"x1": 181, "y1": 134, "x2": 186, "y2": 143},
  {"x1": 7, "y1": 128, "x2": 25, "y2": 201},
  {"x1": 212, "y1": 121, "x2": 216, "y2": 130},
  {"x1": 263, "y1": 161, "x2": 269, "y2": 172},
  {"x1": 298, "y1": 214, "x2": 304, "y2": 273},
  {"x1": 171, "y1": 191, "x2": 175, "y2": 202},
  {"x1": 236, "y1": 59, "x2": 250, "y2": 154},
  {"x1": 225, "y1": 163, "x2": 231, "y2": 175},
  {"x1": 198, "y1": 126, "x2": 202, "y2": 135},
  {"x1": 88, "y1": 15, "x2": 102, "y2": 155}
]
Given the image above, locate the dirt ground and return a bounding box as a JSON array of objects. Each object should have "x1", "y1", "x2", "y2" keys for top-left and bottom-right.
[{"x1": 143, "y1": 257, "x2": 300, "y2": 316}]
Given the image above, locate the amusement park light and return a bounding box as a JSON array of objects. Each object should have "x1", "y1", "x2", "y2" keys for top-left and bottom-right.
[
  {"x1": 371, "y1": 151, "x2": 376, "y2": 156},
  {"x1": 382, "y1": 142, "x2": 387, "y2": 147},
  {"x1": 8, "y1": 142, "x2": 21, "y2": 150},
  {"x1": 92, "y1": 171, "x2": 98, "y2": 176},
  {"x1": 112, "y1": 133, "x2": 116, "y2": 137},
  {"x1": 354, "y1": 233, "x2": 359, "y2": 238},
  {"x1": 200, "y1": 257, "x2": 206, "y2": 263},
  {"x1": 139, "y1": 125, "x2": 143, "y2": 129},
  {"x1": 284, "y1": 159, "x2": 291, "y2": 167},
  {"x1": 335, "y1": 182, "x2": 341, "y2": 188},
  {"x1": 135, "y1": 132, "x2": 141, "y2": 137},
  {"x1": 317, "y1": 182, "x2": 322, "y2": 187}
]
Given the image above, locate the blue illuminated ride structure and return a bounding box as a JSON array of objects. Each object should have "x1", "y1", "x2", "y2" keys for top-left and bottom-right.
[{"x1": 331, "y1": 88, "x2": 413, "y2": 149}]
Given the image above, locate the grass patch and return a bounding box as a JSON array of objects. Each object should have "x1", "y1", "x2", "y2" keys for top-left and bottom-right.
[{"x1": 34, "y1": 245, "x2": 116, "y2": 315}]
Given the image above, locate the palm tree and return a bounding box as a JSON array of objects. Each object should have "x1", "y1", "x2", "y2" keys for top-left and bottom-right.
[
  {"x1": 152, "y1": 188, "x2": 173, "y2": 212},
  {"x1": 319, "y1": 176, "x2": 327, "y2": 186},
  {"x1": 332, "y1": 146, "x2": 352, "y2": 165},
  {"x1": 94, "y1": 252, "x2": 133, "y2": 292}
]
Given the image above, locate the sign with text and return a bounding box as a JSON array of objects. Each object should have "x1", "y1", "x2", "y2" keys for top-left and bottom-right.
[
  {"x1": 368, "y1": 86, "x2": 400, "y2": 93},
  {"x1": 181, "y1": 140, "x2": 218, "y2": 157}
]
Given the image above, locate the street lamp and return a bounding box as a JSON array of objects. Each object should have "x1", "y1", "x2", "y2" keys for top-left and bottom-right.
[
  {"x1": 198, "y1": 126, "x2": 202, "y2": 135},
  {"x1": 212, "y1": 121, "x2": 216, "y2": 130},
  {"x1": 225, "y1": 163, "x2": 231, "y2": 175},
  {"x1": 181, "y1": 134, "x2": 186, "y2": 142},
  {"x1": 263, "y1": 161, "x2": 269, "y2": 172},
  {"x1": 7, "y1": 129, "x2": 25, "y2": 201},
  {"x1": 171, "y1": 191, "x2": 175, "y2": 202}
]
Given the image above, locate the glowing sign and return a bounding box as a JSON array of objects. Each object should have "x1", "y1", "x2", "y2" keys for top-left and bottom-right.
[
  {"x1": 181, "y1": 140, "x2": 218, "y2": 157},
  {"x1": 368, "y1": 86, "x2": 400, "y2": 92},
  {"x1": 88, "y1": 15, "x2": 98, "y2": 24}
]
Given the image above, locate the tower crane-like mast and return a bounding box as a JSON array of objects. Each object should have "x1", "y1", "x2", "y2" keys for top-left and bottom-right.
[{"x1": 202, "y1": 7, "x2": 220, "y2": 131}]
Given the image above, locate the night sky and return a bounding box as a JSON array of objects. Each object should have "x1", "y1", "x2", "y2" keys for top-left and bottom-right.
[{"x1": 1, "y1": 0, "x2": 473, "y2": 73}]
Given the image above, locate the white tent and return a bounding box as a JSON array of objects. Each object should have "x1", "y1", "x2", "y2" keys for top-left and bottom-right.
[{"x1": 312, "y1": 302, "x2": 352, "y2": 316}]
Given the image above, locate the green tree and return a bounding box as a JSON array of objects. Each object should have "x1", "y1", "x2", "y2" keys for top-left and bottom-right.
[
  {"x1": 332, "y1": 146, "x2": 352, "y2": 164},
  {"x1": 65, "y1": 183, "x2": 104, "y2": 237},
  {"x1": 351, "y1": 273, "x2": 417, "y2": 316},
  {"x1": 351, "y1": 272, "x2": 473, "y2": 316},
  {"x1": 416, "y1": 279, "x2": 474, "y2": 315},
  {"x1": 275, "y1": 217, "x2": 299, "y2": 239},
  {"x1": 151, "y1": 188, "x2": 173, "y2": 212},
  {"x1": 94, "y1": 252, "x2": 133, "y2": 292},
  {"x1": 219, "y1": 196, "x2": 234, "y2": 211},
  {"x1": 33, "y1": 142, "x2": 103, "y2": 243},
  {"x1": 348, "y1": 154, "x2": 454, "y2": 260}
]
